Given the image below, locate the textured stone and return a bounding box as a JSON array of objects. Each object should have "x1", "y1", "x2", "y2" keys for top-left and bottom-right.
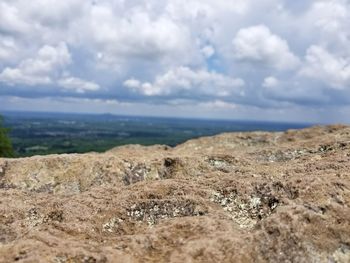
[{"x1": 0, "y1": 125, "x2": 349, "y2": 262}]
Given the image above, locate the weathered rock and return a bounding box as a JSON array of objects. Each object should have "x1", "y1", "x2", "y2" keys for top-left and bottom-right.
[{"x1": 0, "y1": 125, "x2": 349, "y2": 262}]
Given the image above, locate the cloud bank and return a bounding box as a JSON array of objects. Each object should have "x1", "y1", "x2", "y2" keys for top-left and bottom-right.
[{"x1": 0, "y1": 0, "x2": 350, "y2": 122}]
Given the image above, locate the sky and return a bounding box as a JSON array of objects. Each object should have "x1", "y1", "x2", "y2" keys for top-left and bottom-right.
[{"x1": 0, "y1": 0, "x2": 350, "y2": 123}]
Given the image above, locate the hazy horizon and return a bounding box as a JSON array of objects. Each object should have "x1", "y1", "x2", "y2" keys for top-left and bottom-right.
[{"x1": 1, "y1": 109, "x2": 319, "y2": 125}]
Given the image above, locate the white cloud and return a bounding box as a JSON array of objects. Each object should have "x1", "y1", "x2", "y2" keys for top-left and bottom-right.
[
  {"x1": 0, "y1": 2, "x2": 29, "y2": 34},
  {"x1": 300, "y1": 45, "x2": 350, "y2": 89},
  {"x1": 0, "y1": 42, "x2": 98, "y2": 94},
  {"x1": 166, "y1": 0, "x2": 252, "y2": 20},
  {"x1": 124, "y1": 66, "x2": 245, "y2": 98},
  {"x1": 123, "y1": 79, "x2": 142, "y2": 89},
  {"x1": 0, "y1": 68, "x2": 52, "y2": 86},
  {"x1": 88, "y1": 5, "x2": 192, "y2": 68},
  {"x1": 263, "y1": 76, "x2": 279, "y2": 88},
  {"x1": 201, "y1": 45, "x2": 215, "y2": 58},
  {"x1": 309, "y1": 0, "x2": 348, "y2": 33},
  {"x1": 0, "y1": 42, "x2": 71, "y2": 86},
  {"x1": 299, "y1": 0, "x2": 350, "y2": 54},
  {"x1": 22, "y1": 0, "x2": 86, "y2": 26},
  {"x1": 200, "y1": 100, "x2": 238, "y2": 109},
  {"x1": 0, "y1": 37, "x2": 18, "y2": 63},
  {"x1": 58, "y1": 77, "x2": 100, "y2": 93},
  {"x1": 232, "y1": 25, "x2": 300, "y2": 70}
]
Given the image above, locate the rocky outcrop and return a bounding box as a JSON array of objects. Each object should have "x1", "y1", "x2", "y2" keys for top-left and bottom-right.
[{"x1": 0, "y1": 125, "x2": 349, "y2": 262}]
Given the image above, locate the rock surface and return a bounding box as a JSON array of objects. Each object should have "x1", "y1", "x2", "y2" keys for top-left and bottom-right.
[{"x1": 0, "y1": 125, "x2": 350, "y2": 262}]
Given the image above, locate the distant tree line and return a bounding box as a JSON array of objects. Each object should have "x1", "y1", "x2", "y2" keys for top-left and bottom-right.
[{"x1": 0, "y1": 115, "x2": 14, "y2": 157}]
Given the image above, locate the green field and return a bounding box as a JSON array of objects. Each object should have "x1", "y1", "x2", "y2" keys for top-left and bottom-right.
[{"x1": 2, "y1": 111, "x2": 310, "y2": 157}]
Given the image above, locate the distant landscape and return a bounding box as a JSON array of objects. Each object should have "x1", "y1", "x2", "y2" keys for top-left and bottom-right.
[{"x1": 2, "y1": 111, "x2": 311, "y2": 157}]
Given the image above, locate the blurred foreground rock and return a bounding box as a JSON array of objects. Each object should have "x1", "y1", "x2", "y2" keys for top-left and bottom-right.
[{"x1": 0, "y1": 125, "x2": 349, "y2": 262}]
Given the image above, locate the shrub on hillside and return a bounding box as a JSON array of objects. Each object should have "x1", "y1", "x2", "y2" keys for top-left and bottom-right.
[{"x1": 0, "y1": 115, "x2": 14, "y2": 157}]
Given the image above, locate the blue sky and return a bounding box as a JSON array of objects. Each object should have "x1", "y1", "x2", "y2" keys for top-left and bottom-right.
[{"x1": 0, "y1": 0, "x2": 350, "y2": 123}]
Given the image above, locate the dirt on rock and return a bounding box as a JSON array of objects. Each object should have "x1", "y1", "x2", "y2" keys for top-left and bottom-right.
[{"x1": 0, "y1": 125, "x2": 349, "y2": 262}]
